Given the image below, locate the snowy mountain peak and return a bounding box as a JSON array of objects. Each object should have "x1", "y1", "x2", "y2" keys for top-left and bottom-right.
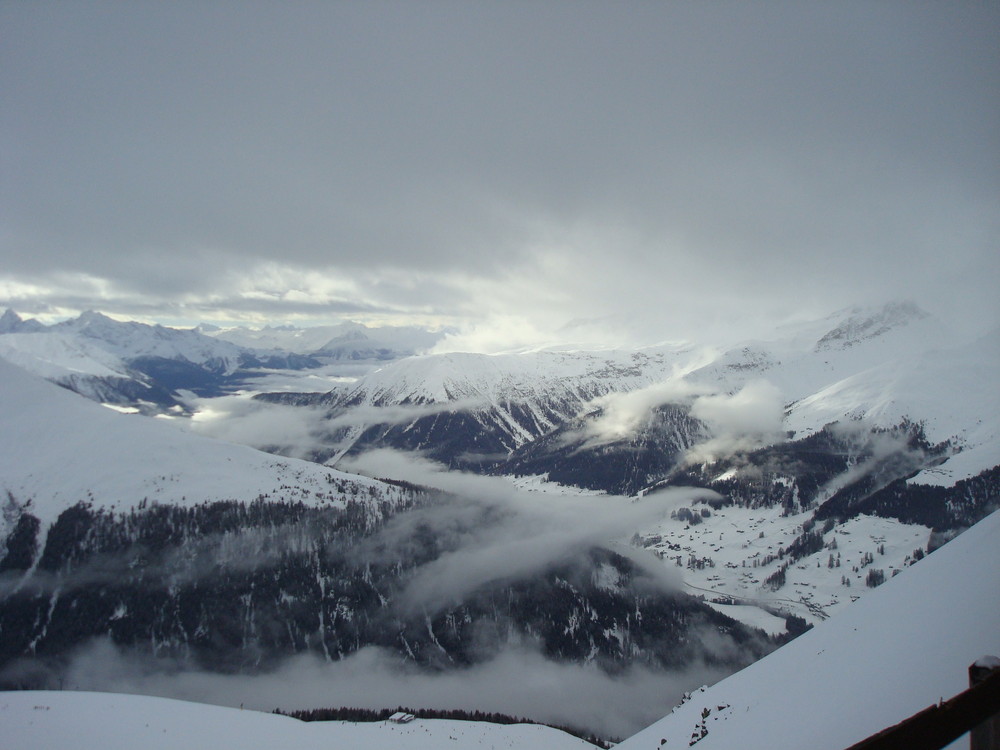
[
  {"x1": 0, "y1": 308, "x2": 22, "y2": 332},
  {"x1": 75, "y1": 309, "x2": 116, "y2": 325},
  {"x1": 50, "y1": 310, "x2": 247, "y2": 367},
  {"x1": 815, "y1": 301, "x2": 929, "y2": 352},
  {"x1": 0, "y1": 308, "x2": 45, "y2": 334}
]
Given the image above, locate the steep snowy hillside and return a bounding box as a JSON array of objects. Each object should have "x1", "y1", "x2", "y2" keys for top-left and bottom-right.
[
  {"x1": 258, "y1": 345, "x2": 699, "y2": 465},
  {"x1": 496, "y1": 304, "x2": 997, "y2": 510},
  {"x1": 0, "y1": 358, "x2": 395, "y2": 530},
  {"x1": 617, "y1": 508, "x2": 1000, "y2": 750},
  {"x1": 0, "y1": 332, "x2": 181, "y2": 412},
  {"x1": 335, "y1": 347, "x2": 696, "y2": 406},
  {"x1": 1, "y1": 691, "x2": 595, "y2": 750},
  {"x1": 0, "y1": 331, "x2": 132, "y2": 380}
]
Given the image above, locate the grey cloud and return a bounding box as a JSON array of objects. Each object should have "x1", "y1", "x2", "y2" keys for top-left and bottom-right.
[
  {"x1": 577, "y1": 378, "x2": 786, "y2": 463},
  {"x1": 338, "y1": 450, "x2": 709, "y2": 613},
  {"x1": 816, "y1": 420, "x2": 938, "y2": 500},
  {"x1": 2, "y1": 2, "x2": 997, "y2": 340},
  {"x1": 185, "y1": 394, "x2": 489, "y2": 461},
  {"x1": 9, "y1": 638, "x2": 736, "y2": 739}
]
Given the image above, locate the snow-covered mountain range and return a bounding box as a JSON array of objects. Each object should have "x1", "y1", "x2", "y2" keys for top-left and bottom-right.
[
  {"x1": 1, "y1": 300, "x2": 997, "y2": 746},
  {"x1": 256, "y1": 301, "x2": 998, "y2": 489},
  {"x1": 0, "y1": 310, "x2": 324, "y2": 412},
  {"x1": 0, "y1": 355, "x2": 777, "y2": 728},
  {"x1": 200, "y1": 319, "x2": 449, "y2": 360},
  {"x1": 250, "y1": 301, "x2": 999, "y2": 631}
]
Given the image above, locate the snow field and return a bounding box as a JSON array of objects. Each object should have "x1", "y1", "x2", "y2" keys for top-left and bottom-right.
[
  {"x1": 637, "y1": 502, "x2": 931, "y2": 628},
  {"x1": 0, "y1": 358, "x2": 400, "y2": 532},
  {"x1": 0, "y1": 691, "x2": 594, "y2": 750},
  {"x1": 617, "y1": 507, "x2": 1000, "y2": 750}
]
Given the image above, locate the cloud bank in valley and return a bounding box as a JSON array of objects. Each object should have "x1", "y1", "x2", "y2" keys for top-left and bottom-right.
[
  {"x1": 16, "y1": 639, "x2": 734, "y2": 739},
  {"x1": 183, "y1": 391, "x2": 489, "y2": 461},
  {"x1": 0, "y1": 448, "x2": 748, "y2": 740},
  {"x1": 338, "y1": 450, "x2": 709, "y2": 612},
  {"x1": 685, "y1": 380, "x2": 786, "y2": 463},
  {"x1": 581, "y1": 378, "x2": 787, "y2": 463}
]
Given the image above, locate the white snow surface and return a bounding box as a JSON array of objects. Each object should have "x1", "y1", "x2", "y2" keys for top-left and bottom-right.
[
  {"x1": 0, "y1": 332, "x2": 132, "y2": 380},
  {"x1": 637, "y1": 502, "x2": 932, "y2": 626},
  {"x1": 0, "y1": 358, "x2": 396, "y2": 530},
  {"x1": 618, "y1": 508, "x2": 1000, "y2": 750},
  {"x1": 0, "y1": 691, "x2": 593, "y2": 750}
]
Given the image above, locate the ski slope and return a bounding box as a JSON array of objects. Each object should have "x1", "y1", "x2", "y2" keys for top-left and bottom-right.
[{"x1": 0, "y1": 358, "x2": 397, "y2": 531}]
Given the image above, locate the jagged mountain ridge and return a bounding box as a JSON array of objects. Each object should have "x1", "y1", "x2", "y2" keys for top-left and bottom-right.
[
  {"x1": 255, "y1": 302, "x2": 998, "y2": 493},
  {"x1": 0, "y1": 309, "x2": 45, "y2": 334},
  {"x1": 201, "y1": 319, "x2": 450, "y2": 360},
  {"x1": 0, "y1": 310, "x2": 323, "y2": 411},
  {"x1": 259, "y1": 346, "x2": 697, "y2": 466}
]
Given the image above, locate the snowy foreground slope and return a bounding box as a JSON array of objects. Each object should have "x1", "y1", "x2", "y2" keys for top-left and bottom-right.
[
  {"x1": 617, "y1": 508, "x2": 1000, "y2": 750},
  {"x1": 0, "y1": 691, "x2": 593, "y2": 750},
  {"x1": 3, "y1": 509, "x2": 996, "y2": 750},
  {"x1": 0, "y1": 357, "x2": 396, "y2": 530}
]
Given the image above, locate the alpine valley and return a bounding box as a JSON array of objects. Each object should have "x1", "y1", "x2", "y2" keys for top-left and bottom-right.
[{"x1": 1, "y1": 302, "x2": 998, "y2": 744}]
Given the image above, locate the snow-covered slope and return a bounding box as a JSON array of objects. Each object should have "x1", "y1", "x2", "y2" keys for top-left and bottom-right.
[
  {"x1": 337, "y1": 347, "x2": 694, "y2": 407},
  {"x1": 495, "y1": 303, "x2": 999, "y2": 489},
  {"x1": 0, "y1": 332, "x2": 132, "y2": 380},
  {"x1": 618, "y1": 508, "x2": 1000, "y2": 750},
  {"x1": 0, "y1": 358, "x2": 394, "y2": 530},
  {"x1": 684, "y1": 303, "x2": 999, "y2": 479},
  {"x1": 0, "y1": 692, "x2": 594, "y2": 750},
  {"x1": 302, "y1": 345, "x2": 698, "y2": 462},
  {"x1": 636, "y1": 501, "x2": 931, "y2": 627}
]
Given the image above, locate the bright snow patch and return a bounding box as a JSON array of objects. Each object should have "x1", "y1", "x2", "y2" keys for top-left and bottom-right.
[
  {"x1": 0, "y1": 691, "x2": 594, "y2": 750},
  {"x1": 618, "y1": 508, "x2": 1000, "y2": 750}
]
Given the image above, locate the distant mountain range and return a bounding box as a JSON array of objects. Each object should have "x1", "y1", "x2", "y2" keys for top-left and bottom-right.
[
  {"x1": 0, "y1": 310, "x2": 447, "y2": 412},
  {"x1": 199, "y1": 319, "x2": 450, "y2": 359}
]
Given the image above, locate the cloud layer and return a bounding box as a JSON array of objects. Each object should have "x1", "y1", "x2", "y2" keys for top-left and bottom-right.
[
  {"x1": 582, "y1": 378, "x2": 786, "y2": 463},
  {"x1": 338, "y1": 450, "x2": 709, "y2": 612},
  {"x1": 2, "y1": 2, "x2": 998, "y2": 344},
  {"x1": 20, "y1": 639, "x2": 733, "y2": 739}
]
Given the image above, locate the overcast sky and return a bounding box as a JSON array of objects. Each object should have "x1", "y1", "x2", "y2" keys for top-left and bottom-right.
[{"x1": 2, "y1": 1, "x2": 997, "y2": 348}]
